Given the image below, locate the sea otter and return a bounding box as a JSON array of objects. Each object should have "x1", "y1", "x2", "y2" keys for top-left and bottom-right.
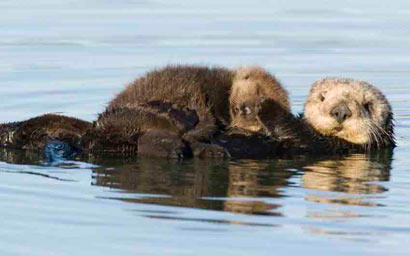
[
  {"x1": 229, "y1": 66, "x2": 289, "y2": 133},
  {"x1": 86, "y1": 65, "x2": 235, "y2": 158},
  {"x1": 0, "y1": 67, "x2": 395, "y2": 159},
  {"x1": 89, "y1": 65, "x2": 290, "y2": 158},
  {"x1": 252, "y1": 77, "x2": 395, "y2": 154}
]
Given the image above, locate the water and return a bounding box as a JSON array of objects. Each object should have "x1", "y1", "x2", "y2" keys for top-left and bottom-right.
[{"x1": 1, "y1": 1, "x2": 410, "y2": 255}]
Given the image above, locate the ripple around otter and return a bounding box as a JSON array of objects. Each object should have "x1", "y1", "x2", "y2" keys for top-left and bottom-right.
[{"x1": 1, "y1": 0, "x2": 410, "y2": 255}]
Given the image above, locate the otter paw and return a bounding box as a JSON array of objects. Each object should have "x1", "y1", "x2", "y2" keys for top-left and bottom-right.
[
  {"x1": 256, "y1": 98, "x2": 275, "y2": 115},
  {"x1": 192, "y1": 143, "x2": 230, "y2": 159},
  {"x1": 257, "y1": 98, "x2": 288, "y2": 122},
  {"x1": 142, "y1": 100, "x2": 199, "y2": 132}
]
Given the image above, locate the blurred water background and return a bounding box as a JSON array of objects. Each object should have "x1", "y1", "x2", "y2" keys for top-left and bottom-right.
[{"x1": 0, "y1": 0, "x2": 410, "y2": 255}]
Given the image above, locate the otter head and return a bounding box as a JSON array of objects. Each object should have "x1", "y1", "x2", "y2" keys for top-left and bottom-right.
[
  {"x1": 229, "y1": 86, "x2": 264, "y2": 132},
  {"x1": 230, "y1": 67, "x2": 289, "y2": 132},
  {"x1": 304, "y1": 78, "x2": 394, "y2": 148}
]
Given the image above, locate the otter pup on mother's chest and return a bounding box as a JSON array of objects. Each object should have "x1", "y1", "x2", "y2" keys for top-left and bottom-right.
[
  {"x1": 0, "y1": 66, "x2": 394, "y2": 159},
  {"x1": 229, "y1": 66, "x2": 289, "y2": 133},
  {"x1": 94, "y1": 65, "x2": 290, "y2": 158}
]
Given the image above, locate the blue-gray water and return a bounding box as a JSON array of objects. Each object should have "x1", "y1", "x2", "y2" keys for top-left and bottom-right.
[{"x1": 1, "y1": 1, "x2": 410, "y2": 255}]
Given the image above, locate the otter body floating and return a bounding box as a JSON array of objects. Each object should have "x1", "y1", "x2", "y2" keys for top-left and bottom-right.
[{"x1": 0, "y1": 66, "x2": 395, "y2": 159}]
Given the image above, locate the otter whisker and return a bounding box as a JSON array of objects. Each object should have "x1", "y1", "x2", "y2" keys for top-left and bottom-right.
[
  {"x1": 373, "y1": 123, "x2": 390, "y2": 148},
  {"x1": 368, "y1": 123, "x2": 380, "y2": 149},
  {"x1": 363, "y1": 119, "x2": 377, "y2": 151}
]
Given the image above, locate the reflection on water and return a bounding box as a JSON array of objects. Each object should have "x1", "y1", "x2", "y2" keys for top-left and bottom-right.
[
  {"x1": 0, "y1": 143, "x2": 406, "y2": 254},
  {"x1": 91, "y1": 157, "x2": 294, "y2": 216},
  {"x1": 92, "y1": 158, "x2": 229, "y2": 212},
  {"x1": 303, "y1": 152, "x2": 392, "y2": 207},
  {"x1": 0, "y1": 148, "x2": 45, "y2": 165},
  {"x1": 0, "y1": 148, "x2": 393, "y2": 217},
  {"x1": 0, "y1": 148, "x2": 393, "y2": 218},
  {"x1": 88, "y1": 152, "x2": 393, "y2": 217},
  {"x1": 225, "y1": 161, "x2": 282, "y2": 216}
]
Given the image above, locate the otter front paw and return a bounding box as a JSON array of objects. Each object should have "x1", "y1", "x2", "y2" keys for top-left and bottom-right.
[
  {"x1": 141, "y1": 100, "x2": 199, "y2": 132},
  {"x1": 256, "y1": 98, "x2": 289, "y2": 137},
  {"x1": 256, "y1": 98, "x2": 282, "y2": 118}
]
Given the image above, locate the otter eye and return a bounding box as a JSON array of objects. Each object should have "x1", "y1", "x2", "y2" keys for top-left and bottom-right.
[
  {"x1": 319, "y1": 94, "x2": 325, "y2": 102},
  {"x1": 363, "y1": 103, "x2": 372, "y2": 113}
]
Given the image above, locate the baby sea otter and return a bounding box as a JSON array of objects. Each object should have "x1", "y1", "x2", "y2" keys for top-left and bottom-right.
[
  {"x1": 255, "y1": 78, "x2": 395, "y2": 154},
  {"x1": 87, "y1": 65, "x2": 234, "y2": 158},
  {"x1": 229, "y1": 67, "x2": 289, "y2": 133},
  {"x1": 93, "y1": 65, "x2": 290, "y2": 158}
]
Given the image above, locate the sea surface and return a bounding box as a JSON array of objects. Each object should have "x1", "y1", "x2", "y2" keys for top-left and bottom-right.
[{"x1": 1, "y1": 1, "x2": 410, "y2": 255}]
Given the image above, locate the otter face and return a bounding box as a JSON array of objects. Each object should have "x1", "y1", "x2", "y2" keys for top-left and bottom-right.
[
  {"x1": 304, "y1": 78, "x2": 393, "y2": 147},
  {"x1": 230, "y1": 98, "x2": 262, "y2": 132},
  {"x1": 229, "y1": 67, "x2": 289, "y2": 133}
]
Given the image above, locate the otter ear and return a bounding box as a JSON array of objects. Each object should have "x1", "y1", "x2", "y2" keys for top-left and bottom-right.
[
  {"x1": 363, "y1": 102, "x2": 372, "y2": 114},
  {"x1": 319, "y1": 91, "x2": 327, "y2": 102}
]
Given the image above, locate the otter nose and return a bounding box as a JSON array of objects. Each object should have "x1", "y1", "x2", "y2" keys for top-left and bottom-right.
[
  {"x1": 331, "y1": 103, "x2": 352, "y2": 123},
  {"x1": 240, "y1": 105, "x2": 251, "y2": 116}
]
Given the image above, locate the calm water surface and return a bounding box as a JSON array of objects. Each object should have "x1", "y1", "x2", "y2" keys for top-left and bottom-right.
[{"x1": 1, "y1": 1, "x2": 410, "y2": 255}]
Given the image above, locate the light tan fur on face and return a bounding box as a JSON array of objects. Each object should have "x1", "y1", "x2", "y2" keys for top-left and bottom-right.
[
  {"x1": 304, "y1": 78, "x2": 392, "y2": 146},
  {"x1": 229, "y1": 67, "x2": 289, "y2": 132}
]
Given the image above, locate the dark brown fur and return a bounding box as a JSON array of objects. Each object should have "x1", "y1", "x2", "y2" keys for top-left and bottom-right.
[
  {"x1": 82, "y1": 106, "x2": 188, "y2": 157},
  {"x1": 229, "y1": 67, "x2": 289, "y2": 134},
  {"x1": 109, "y1": 65, "x2": 233, "y2": 140},
  {"x1": 89, "y1": 65, "x2": 234, "y2": 158},
  {"x1": 0, "y1": 66, "x2": 236, "y2": 159},
  {"x1": 0, "y1": 114, "x2": 91, "y2": 152}
]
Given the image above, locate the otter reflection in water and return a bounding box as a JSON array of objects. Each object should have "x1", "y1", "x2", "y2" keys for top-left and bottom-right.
[
  {"x1": 91, "y1": 151, "x2": 391, "y2": 216},
  {"x1": 0, "y1": 147, "x2": 392, "y2": 217},
  {"x1": 91, "y1": 157, "x2": 299, "y2": 216},
  {"x1": 302, "y1": 151, "x2": 392, "y2": 209}
]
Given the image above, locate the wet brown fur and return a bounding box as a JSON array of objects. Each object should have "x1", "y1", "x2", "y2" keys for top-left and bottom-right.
[
  {"x1": 0, "y1": 114, "x2": 92, "y2": 152},
  {"x1": 229, "y1": 67, "x2": 289, "y2": 133},
  {"x1": 0, "y1": 67, "x2": 395, "y2": 159},
  {"x1": 0, "y1": 65, "x2": 236, "y2": 158},
  {"x1": 109, "y1": 65, "x2": 233, "y2": 140},
  {"x1": 82, "y1": 106, "x2": 188, "y2": 157},
  {"x1": 93, "y1": 65, "x2": 235, "y2": 158}
]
